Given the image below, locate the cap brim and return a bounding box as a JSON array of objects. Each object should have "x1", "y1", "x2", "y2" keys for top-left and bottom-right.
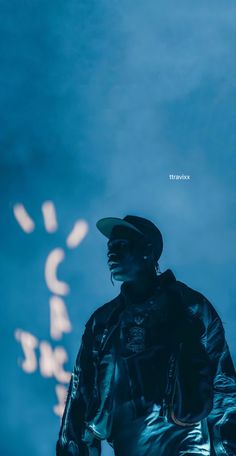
[{"x1": 96, "y1": 217, "x2": 143, "y2": 239}]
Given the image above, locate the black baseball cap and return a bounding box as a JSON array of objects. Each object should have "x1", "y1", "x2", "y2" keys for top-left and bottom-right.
[{"x1": 96, "y1": 215, "x2": 163, "y2": 260}]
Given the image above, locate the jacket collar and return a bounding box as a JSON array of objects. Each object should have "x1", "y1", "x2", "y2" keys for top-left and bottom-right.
[
  {"x1": 120, "y1": 269, "x2": 176, "y2": 304},
  {"x1": 100, "y1": 269, "x2": 176, "y2": 335}
]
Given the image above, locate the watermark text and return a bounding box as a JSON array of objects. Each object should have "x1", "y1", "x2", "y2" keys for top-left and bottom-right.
[{"x1": 169, "y1": 174, "x2": 191, "y2": 180}]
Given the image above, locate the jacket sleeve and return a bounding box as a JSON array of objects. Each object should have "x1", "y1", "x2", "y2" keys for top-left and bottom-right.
[
  {"x1": 56, "y1": 316, "x2": 101, "y2": 456},
  {"x1": 205, "y1": 302, "x2": 236, "y2": 456},
  {"x1": 170, "y1": 288, "x2": 214, "y2": 424}
]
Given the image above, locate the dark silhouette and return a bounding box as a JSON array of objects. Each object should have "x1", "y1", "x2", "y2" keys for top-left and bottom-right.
[{"x1": 56, "y1": 215, "x2": 236, "y2": 456}]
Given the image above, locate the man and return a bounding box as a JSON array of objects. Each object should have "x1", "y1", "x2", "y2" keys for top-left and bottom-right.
[{"x1": 56, "y1": 215, "x2": 236, "y2": 456}]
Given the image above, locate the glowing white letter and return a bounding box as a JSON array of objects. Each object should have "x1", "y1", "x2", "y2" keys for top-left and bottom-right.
[
  {"x1": 66, "y1": 219, "x2": 89, "y2": 248},
  {"x1": 54, "y1": 384, "x2": 68, "y2": 417},
  {"x1": 49, "y1": 296, "x2": 72, "y2": 340},
  {"x1": 13, "y1": 204, "x2": 35, "y2": 233},
  {"x1": 39, "y1": 341, "x2": 71, "y2": 383},
  {"x1": 15, "y1": 329, "x2": 38, "y2": 373},
  {"x1": 44, "y1": 248, "x2": 69, "y2": 296},
  {"x1": 42, "y1": 201, "x2": 58, "y2": 233}
]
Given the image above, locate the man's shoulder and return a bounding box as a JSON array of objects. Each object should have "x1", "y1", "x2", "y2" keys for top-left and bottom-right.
[
  {"x1": 171, "y1": 279, "x2": 219, "y2": 321},
  {"x1": 161, "y1": 270, "x2": 209, "y2": 306},
  {"x1": 173, "y1": 280, "x2": 207, "y2": 302}
]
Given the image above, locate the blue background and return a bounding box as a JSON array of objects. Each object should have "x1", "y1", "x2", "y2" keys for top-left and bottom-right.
[{"x1": 1, "y1": 1, "x2": 236, "y2": 455}]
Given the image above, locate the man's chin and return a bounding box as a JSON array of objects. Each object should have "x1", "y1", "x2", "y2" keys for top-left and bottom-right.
[
  {"x1": 111, "y1": 272, "x2": 125, "y2": 281},
  {"x1": 110, "y1": 269, "x2": 127, "y2": 281},
  {"x1": 111, "y1": 271, "x2": 133, "y2": 282}
]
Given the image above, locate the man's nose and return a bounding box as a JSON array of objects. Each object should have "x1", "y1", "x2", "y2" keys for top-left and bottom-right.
[
  {"x1": 107, "y1": 251, "x2": 119, "y2": 260},
  {"x1": 107, "y1": 241, "x2": 130, "y2": 259},
  {"x1": 107, "y1": 249, "x2": 124, "y2": 263}
]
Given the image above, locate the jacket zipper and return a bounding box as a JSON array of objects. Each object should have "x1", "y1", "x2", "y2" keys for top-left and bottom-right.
[
  {"x1": 99, "y1": 300, "x2": 126, "y2": 354},
  {"x1": 163, "y1": 344, "x2": 200, "y2": 427},
  {"x1": 99, "y1": 315, "x2": 138, "y2": 418},
  {"x1": 162, "y1": 352, "x2": 176, "y2": 421},
  {"x1": 124, "y1": 357, "x2": 137, "y2": 418},
  {"x1": 169, "y1": 381, "x2": 198, "y2": 427}
]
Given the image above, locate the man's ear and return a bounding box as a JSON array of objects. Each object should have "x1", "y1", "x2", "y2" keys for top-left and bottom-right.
[
  {"x1": 146, "y1": 243, "x2": 154, "y2": 258},
  {"x1": 142, "y1": 243, "x2": 156, "y2": 265}
]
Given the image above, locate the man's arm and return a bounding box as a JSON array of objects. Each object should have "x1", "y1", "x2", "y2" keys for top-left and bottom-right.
[
  {"x1": 205, "y1": 304, "x2": 236, "y2": 456},
  {"x1": 206, "y1": 305, "x2": 235, "y2": 386},
  {"x1": 56, "y1": 317, "x2": 101, "y2": 456}
]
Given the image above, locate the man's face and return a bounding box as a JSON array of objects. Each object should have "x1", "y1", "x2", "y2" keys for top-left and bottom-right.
[{"x1": 107, "y1": 225, "x2": 149, "y2": 282}]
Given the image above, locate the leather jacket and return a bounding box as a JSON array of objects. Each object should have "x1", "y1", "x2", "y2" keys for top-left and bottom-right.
[{"x1": 56, "y1": 270, "x2": 236, "y2": 456}]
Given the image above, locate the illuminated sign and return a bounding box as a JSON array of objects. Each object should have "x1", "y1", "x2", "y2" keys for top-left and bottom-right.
[{"x1": 13, "y1": 201, "x2": 89, "y2": 417}]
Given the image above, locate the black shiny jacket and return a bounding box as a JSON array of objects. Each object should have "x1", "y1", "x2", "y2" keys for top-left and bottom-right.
[{"x1": 56, "y1": 270, "x2": 236, "y2": 456}]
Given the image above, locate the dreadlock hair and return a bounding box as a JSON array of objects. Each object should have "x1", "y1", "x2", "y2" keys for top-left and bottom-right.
[
  {"x1": 155, "y1": 261, "x2": 161, "y2": 275},
  {"x1": 110, "y1": 272, "x2": 115, "y2": 286}
]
